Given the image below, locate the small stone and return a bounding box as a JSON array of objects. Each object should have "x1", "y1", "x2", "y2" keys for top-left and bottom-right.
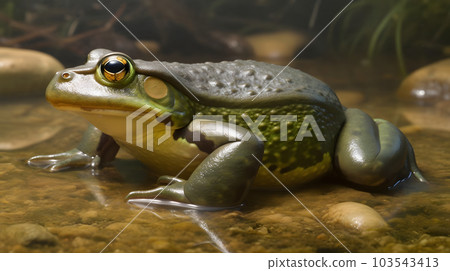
[
  {"x1": 5, "y1": 223, "x2": 58, "y2": 247},
  {"x1": 152, "y1": 240, "x2": 171, "y2": 251},
  {"x1": 0, "y1": 47, "x2": 63, "y2": 98},
  {"x1": 259, "y1": 213, "x2": 293, "y2": 224},
  {"x1": 419, "y1": 237, "x2": 429, "y2": 246},
  {"x1": 390, "y1": 243, "x2": 407, "y2": 253},
  {"x1": 397, "y1": 58, "x2": 450, "y2": 104},
  {"x1": 105, "y1": 222, "x2": 139, "y2": 233},
  {"x1": 221, "y1": 211, "x2": 242, "y2": 219},
  {"x1": 378, "y1": 235, "x2": 396, "y2": 246},
  {"x1": 72, "y1": 237, "x2": 93, "y2": 248},
  {"x1": 257, "y1": 226, "x2": 269, "y2": 235},
  {"x1": 316, "y1": 233, "x2": 328, "y2": 240},
  {"x1": 325, "y1": 202, "x2": 388, "y2": 232},
  {"x1": 80, "y1": 210, "x2": 98, "y2": 224},
  {"x1": 55, "y1": 224, "x2": 98, "y2": 238},
  {"x1": 228, "y1": 226, "x2": 241, "y2": 233}
]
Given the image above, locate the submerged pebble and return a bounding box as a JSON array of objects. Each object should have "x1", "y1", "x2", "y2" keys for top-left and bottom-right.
[
  {"x1": 325, "y1": 202, "x2": 388, "y2": 233},
  {"x1": 53, "y1": 224, "x2": 99, "y2": 238},
  {"x1": 0, "y1": 47, "x2": 63, "y2": 98},
  {"x1": 0, "y1": 122, "x2": 62, "y2": 150},
  {"x1": 0, "y1": 101, "x2": 78, "y2": 150},
  {"x1": 5, "y1": 223, "x2": 58, "y2": 247},
  {"x1": 397, "y1": 59, "x2": 450, "y2": 104},
  {"x1": 79, "y1": 210, "x2": 99, "y2": 224}
]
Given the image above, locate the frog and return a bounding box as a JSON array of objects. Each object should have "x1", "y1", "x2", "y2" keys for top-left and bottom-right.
[{"x1": 28, "y1": 48, "x2": 426, "y2": 210}]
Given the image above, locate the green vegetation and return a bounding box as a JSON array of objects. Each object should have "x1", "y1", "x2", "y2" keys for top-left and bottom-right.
[{"x1": 334, "y1": 0, "x2": 450, "y2": 75}]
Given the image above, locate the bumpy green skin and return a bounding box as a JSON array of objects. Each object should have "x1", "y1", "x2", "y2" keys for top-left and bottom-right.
[
  {"x1": 194, "y1": 103, "x2": 343, "y2": 189},
  {"x1": 28, "y1": 49, "x2": 426, "y2": 209}
]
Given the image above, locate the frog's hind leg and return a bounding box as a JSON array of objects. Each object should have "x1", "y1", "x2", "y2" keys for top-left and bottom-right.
[
  {"x1": 334, "y1": 108, "x2": 426, "y2": 190},
  {"x1": 126, "y1": 118, "x2": 264, "y2": 209}
]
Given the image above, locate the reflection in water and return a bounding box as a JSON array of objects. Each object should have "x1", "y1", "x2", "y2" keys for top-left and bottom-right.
[
  {"x1": 128, "y1": 200, "x2": 230, "y2": 253},
  {"x1": 185, "y1": 210, "x2": 229, "y2": 253},
  {"x1": 79, "y1": 171, "x2": 108, "y2": 207}
]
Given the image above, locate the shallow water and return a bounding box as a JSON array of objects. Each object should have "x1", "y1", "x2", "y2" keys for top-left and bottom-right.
[{"x1": 0, "y1": 58, "x2": 449, "y2": 253}]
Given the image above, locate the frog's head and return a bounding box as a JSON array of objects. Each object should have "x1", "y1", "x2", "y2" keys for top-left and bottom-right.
[{"x1": 46, "y1": 49, "x2": 193, "y2": 141}]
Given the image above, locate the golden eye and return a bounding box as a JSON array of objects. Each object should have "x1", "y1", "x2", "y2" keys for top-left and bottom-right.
[{"x1": 100, "y1": 56, "x2": 130, "y2": 82}]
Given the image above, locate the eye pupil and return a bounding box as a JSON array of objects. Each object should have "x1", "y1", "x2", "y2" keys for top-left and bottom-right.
[
  {"x1": 104, "y1": 59, "x2": 125, "y2": 73},
  {"x1": 100, "y1": 55, "x2": 131, "y2": 82}
]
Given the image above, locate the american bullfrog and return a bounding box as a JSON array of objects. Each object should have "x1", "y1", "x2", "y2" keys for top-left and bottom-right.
[{"x1": 28, "y1": 49, "x2": 426, "y2": 209}]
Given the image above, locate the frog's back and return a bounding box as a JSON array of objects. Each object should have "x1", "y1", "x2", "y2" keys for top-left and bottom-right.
[
  {"x1": 135, "y1": 59, "x2": 346, "y2": 189},
  {"x1": 134, "y1": 59, "x2": 342, "y2": 110}
]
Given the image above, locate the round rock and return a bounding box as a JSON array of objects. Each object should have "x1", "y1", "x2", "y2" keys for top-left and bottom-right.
[
  {"x1": 0, "y1": 47, "x2": 64, "y2": 98},
  {"x1": 245, "y1": 31, "x2": 307, "y2": 61},
  {"x1": 5, "y1": 223, "x2": 58, "y2": 247},
  {"x1": 397, "y1": 59, "x2": 450, "y2": 104},
  {"x1": 325, "y1": 202, "x2": 388, "y2": 232}
]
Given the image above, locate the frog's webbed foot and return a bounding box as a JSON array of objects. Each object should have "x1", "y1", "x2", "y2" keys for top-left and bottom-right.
[
  {"x1": 335, "y1": 108, "x2": 427, "y2": 190},
  {"x1": 27, "y1": 124, "x2": 119, "y2": 172},
  {"x1": 28, "y1": 149, "x2": 100, "y2": 172}
]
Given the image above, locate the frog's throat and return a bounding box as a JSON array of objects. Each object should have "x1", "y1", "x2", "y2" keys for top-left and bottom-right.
[{"x1": 69, "y1": 108, "x2": 170, "y2": 144}]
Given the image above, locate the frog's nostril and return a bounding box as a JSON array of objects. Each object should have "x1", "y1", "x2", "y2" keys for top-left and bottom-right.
[{"x1": 61, "y1": 71, "x2": 73, "y2": 80}]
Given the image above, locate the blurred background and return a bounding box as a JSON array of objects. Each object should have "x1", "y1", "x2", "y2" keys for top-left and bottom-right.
[{"x1": 0, "y1": 0, "x2": 448, "y2": 70}]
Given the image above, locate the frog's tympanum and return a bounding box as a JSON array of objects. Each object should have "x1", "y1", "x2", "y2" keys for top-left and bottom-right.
[{"x1": 28, "y1": 49, "x2": 426, "y2": 209}]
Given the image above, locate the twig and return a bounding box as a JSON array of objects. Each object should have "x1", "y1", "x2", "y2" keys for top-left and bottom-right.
[
  {"x1": 60, "y1": 3, "x2": 126, "y2": 44},
  {"x1": 1, "y1": 26, "x2": 57, "y2": 46}
]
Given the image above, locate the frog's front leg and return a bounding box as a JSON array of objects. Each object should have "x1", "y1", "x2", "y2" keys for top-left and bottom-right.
[
  {"x1": 126, "y1": 118, "x2": 264, "y2": 208},
  {"x1": 334, "y1": 108, "x2": 426, "y2": 189},
  {"x1": 28, "y1": 124, "x2": 119, "y2": 172}
]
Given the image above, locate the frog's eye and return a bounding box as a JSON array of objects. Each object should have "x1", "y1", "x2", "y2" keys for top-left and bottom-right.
[{"x1": 100, "y1": 55, "x2": 131, "y2": 82}]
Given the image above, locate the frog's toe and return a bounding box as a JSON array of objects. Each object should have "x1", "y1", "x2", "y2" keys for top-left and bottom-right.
[
  {"x1": 47, "y1": 157, "x2": 90, "y2": 172},
  {"x1": 156, "y1": 175, "x2": 186, "y2": 185},
  {"x1": 125, "y1": 187, "x2": 165, "y2": 200},
  {"x1": 125, "y1": 182, "x2": 190, "y2": 203},
  {"x1": 28, "y1": 153, "x2": 68, "y2": 168}
]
